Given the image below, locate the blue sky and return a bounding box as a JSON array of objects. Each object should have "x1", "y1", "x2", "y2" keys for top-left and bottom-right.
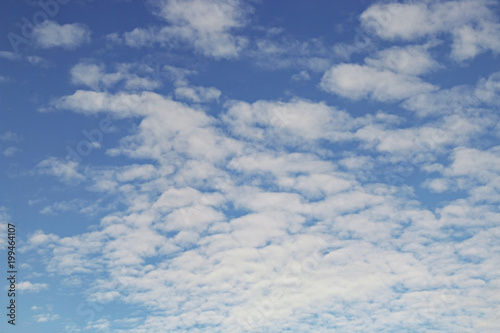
[{"x1": 1, "y1": 0, "x2": 500, "y2": 332}]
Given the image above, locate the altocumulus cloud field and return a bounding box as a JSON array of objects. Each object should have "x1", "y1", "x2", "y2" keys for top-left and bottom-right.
[{"x1": 1, "y1": 0, "x2": 500, "y2": 332}]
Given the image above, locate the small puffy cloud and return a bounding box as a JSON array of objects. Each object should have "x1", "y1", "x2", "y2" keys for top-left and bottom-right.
[
  {"x1": 123, "y1": 27, "x2": 156, "y2": 47},
  {"x1": 403, "y1": 85, "x2": 477, "y2": 116},
  {"x1": 26, "y1": 55, "x2": 49, "y2": 66},
  {"x1": 365, "y1": 44, "x2": 440, "y2": 76},
  {"x1": 36, "y1": 157, "x2": 85, "y2": 184},
  {"x1": 70, "y1": 62, "x2": 121, "y2": 90},
  {"x1": 115, "y1": 164, "x2": 157, "y2": 182},
  {"x1": 475, "y1": 71, "x2": 500, "y2": 104},
  {"x1": 292, "y1": 70, "x2": 311, "y2": 81},
  {"x1": 3, "y1": 147, "x2": 19, "y2": 156},
  {"x1": 28, "y1": 230, "x2": 59, "y2": 246},
  {"x1": 424, "y1": 178, "x2": 451, "y2": 193},
  {"x1": 70, "y1": 61, "x2": 160, "y2": 91},
  {"x1": 320, "y1": 63, "x2": 437, "y2": 102},
  {"x1": 174, "y1": 85, "x2": 221, "y2": 102},
  {"x1": 35, "y1": 313, "x2": 59, "y2": 323},
  {"x1": 0, "y1": 51, "x2": 20, "y2": 60},
  {"x1": 325, "y1": 44, "x2": 440, "y2": 103},
  {"x1": 33, "y1": 21, "x2": 91, "y2": 49},
  {"x1": 52, "y1": 90, "x2": 160, "y2": 118},
  {"x1": 17, "y1": 281, "x2": 48, "y2": 293}
]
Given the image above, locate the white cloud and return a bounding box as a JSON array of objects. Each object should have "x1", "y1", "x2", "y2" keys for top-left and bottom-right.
[
  {"x1": 30, "y1": 89, "x2": 500, "y2": 331},
  {"x1": 223, "y1": 99, "x2": 357, "y2": 142},
  {"x1": 360, "y1": 0, "x2": 500, "y2": 62},
  {"x1": 39, "y1": 198, "x2": 102, "y2": 215},
  {"x1": 0, "y1": 51, "x2": 48, "y2": 67},
  {"x1": 122, "y1": 27, "x2": 155, "y2": 47},
  {"x1": 33, "y1": 20, "x2": 91, "y2": 49},
  {"x1": 292, "y1": 70, "x2": 310, "y2": 81},
  {"x1": 36, "y1": 157, "x2": 85, "y2": 184},
  {"x1": 365, "y1": 44, "x2": 440, "y2": 76},
  {"x1": 27, "y1": 230, "x2": 59, "y2": 247},
  {"x1": 320, "y1": 63, "x2": 437, "y2": 102},
  {"x1": 34, "y1": 313, "x2": 59, "y2": 323},
  {"x1": 0, "y1": 51, "x2": 48, "y2": 66},
  {"x1": 446, "y1": 147, "x2": 500, "y2": 186},
  {"x1": 174, "y1": 85, "x2": 221, "y2": 102},
  {"x1": 475, "y1": 71, "x2": 500, "y2": 105},
  {"x1": 17, "y1": 281, "x2": 48, "y2": 293},
  {"x1": 85, "y1": 318, "x2": 110, "y2": 331},
  {"x1": 423, "y1": 178, "x2": 451, "y2": 193},
  {"x1": 70, "y1": 62, "x2": 120, "y2": 90},
  {"x1": 403, "y1": 71, "x2": 500, "y2": 116},
  {"x1": 3, "y1": 147, "x2": 19, "y2": 156},
  {"x1": 51, "y1": 89, "x2": 243, "y2": 194},
  {"x1": 122, "y1": 0, "x2": 250, "y2": 59},
  {"x1": 52, "y1": 90, "x2": 152, "y2": 118},
  {"x1": 115, "y1": 164, "x2": 158, "y2": 183},
  {"x1": 422, "y1": 146, "x2": 500, "y2": 205},
  {"x1": 360, "y1": 0, "x2": 490, "y2": 40},
  {"x1": 451, "y1": 22, "x2": 500, "y2": 61},
  {"x1": 70, "y1": 62, "x2": 161, "y2": 91}
]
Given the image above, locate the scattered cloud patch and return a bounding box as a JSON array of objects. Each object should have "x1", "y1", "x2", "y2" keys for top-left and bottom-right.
[
  {"x1": 33, "y1": 21, "x2": 91, "y2": 49},
  {"x1": 70, "y1": 61, "x2": 161, "y2": 91},
  {"x1": 320, "y1": 63, "x2": 437, "y2": 102},
  {"x1": 34, "y1": 313, "x2": 59, "y2": 323},
  {"x1": 360, "y1": 0, "x2": 500, "y2": 61},
  {"x1": 36, "y1": 157, "x2": 85, "y2": 185},
  {"x1": 17, "y1": 281, "x2": 48, "y2": 293},
  {"x1": 174, "y1": 85, "x2": 221, "y2": 102},
  {"x1": 122, "y1": 0, "x2": 251, "y2": 59},
  {"x1": 3, "y1": 147, "x2": 20, "y2": 156}
]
